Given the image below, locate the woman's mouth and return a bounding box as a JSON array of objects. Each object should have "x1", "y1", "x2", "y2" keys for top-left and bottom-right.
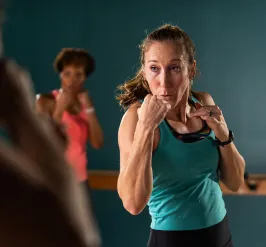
[{"x1": 157, "y1": 95, "x2": 173, "y2": 100}]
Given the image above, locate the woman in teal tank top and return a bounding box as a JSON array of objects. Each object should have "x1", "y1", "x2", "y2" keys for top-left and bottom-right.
[{"x1": 116, "y1": 24, "x2": 245, "y2": 247}]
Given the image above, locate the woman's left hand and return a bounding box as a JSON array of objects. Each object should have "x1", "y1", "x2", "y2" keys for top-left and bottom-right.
[
  {"x1": 190, "y1": 104, "x2": 229, "y2": 142},
  {"x1": 78, "y1": 90, "x2": 93, "y2": 108}
]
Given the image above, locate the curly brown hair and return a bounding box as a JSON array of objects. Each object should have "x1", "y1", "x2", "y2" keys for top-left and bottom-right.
[
  {"x1": 116, "y1": 24, "x2": 198, "y2": 110},
  {"x1": 53, "y1": 48, "x2": 95, "y2": 77}
]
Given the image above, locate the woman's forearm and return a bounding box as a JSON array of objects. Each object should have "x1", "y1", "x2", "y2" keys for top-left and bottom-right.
[
  {"x1": 84, "y1": 112, "x2": 104, "y2": 149},
  {"x1": 117, "y1": 122, "x2": 154, "y2": 215},
  {"x1": 219, "y1": 143, "x2": 245, "y2": 192},
  {"x1": 52, "y1": 105, "x2": 65, "y2": 123},
  {"x1": 35, "y1": 99, "x2": 68, "y2": 149}
]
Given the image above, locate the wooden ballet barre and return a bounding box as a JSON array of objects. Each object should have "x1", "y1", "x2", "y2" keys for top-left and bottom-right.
[
  {"x1": 220, "y1": 179, "x2": 266, "y2": 196},
  {"x1": 88, "y1": 170, "x2": 118, "y2": 190},
  {"x1": 87, "y1": 170, "x2": 266, "y2": 195}
]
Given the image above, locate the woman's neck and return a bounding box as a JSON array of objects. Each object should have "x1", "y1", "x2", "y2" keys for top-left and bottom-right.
[{"x1": 166, "y1": 97, "x2": 194, "y2": 123}]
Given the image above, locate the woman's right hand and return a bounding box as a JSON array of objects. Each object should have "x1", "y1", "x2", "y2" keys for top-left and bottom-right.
[
  {"x1": 137, "y1": 94, "x2": 171, "y2": 131},
  {"x1": 53, "y1": 91, "x2": 76, "y2": 122},
  {"x1": 56, "y1": 91, "x2": 75, "y2": 110}
]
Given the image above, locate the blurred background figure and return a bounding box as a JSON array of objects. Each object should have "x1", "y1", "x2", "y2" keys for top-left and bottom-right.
[
  {"x1": 36, "y1": 48, "x2": 104, "y2": 198},
  {"x1": 0, "y1": 4, "x2": 101, "y2": 247},
  {"x1": 0, "y1": 60, "x2": 101, "y2": 247}
]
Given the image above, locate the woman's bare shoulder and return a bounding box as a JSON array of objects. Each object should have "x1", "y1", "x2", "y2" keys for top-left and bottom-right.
[
  {"x1": 36, "y1": 93, "x2": 55, "y2": 101},
  {"x1": 36, "y1": 93, "x2": 55, "y2": 113},
  {"x1": 192, "y1": 91, "x2": 215, "y2": 105}
]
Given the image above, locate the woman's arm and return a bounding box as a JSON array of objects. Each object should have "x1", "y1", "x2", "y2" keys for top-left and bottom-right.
[
  {"x1": 83, "y1": 110, "x2": 104, "y2": 149},
  {"x1": 218, "y1": 140, "x2": 245, "y2": 191},
  {"x1": 196, "y1": 92, "x2": 245, "y2": 192},
  {"x1": 78, "y1": 91, "x2": 104, "y2": 149},
  {"x1": 117, "y1": 104, "x2": 154, "y2": 215},
  {"x1": 36, "y1": 95, "x2": 68, "y2": 148}
]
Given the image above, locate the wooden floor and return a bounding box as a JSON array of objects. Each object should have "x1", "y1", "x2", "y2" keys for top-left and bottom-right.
[{"x1": 88, "y1": 170, "x2": 266, "y2": 196}]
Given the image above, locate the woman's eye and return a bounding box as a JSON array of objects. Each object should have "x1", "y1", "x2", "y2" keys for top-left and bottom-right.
[
  {"x1": 171, "y1": 66, "x2": 180, "y2": 71},
  {"x1": 151, "y1": 66, "x2": 159, "y2": 72}
]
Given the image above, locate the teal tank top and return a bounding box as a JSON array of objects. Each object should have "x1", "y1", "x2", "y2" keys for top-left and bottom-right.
[{"x1": 147, "y1": 96, "x2": 226, "y2": 231}]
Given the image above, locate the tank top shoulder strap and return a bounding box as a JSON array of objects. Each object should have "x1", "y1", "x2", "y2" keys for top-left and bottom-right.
[
  {"x1": 190, "y1": 94, "x2": 216, "y2": 139},
  {"x1": 190, "y1": 94, "x2": 201, "y2": 104}
]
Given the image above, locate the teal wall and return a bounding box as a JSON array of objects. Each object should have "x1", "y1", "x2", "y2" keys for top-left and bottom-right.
[{"x1": 4, "y1": 0, "x2": 266, "y2": 246}]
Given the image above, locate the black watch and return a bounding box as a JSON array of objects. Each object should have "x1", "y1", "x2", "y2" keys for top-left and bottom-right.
[{"x1": 216, "y1": 130, "x2": 234, "y2": 147}]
